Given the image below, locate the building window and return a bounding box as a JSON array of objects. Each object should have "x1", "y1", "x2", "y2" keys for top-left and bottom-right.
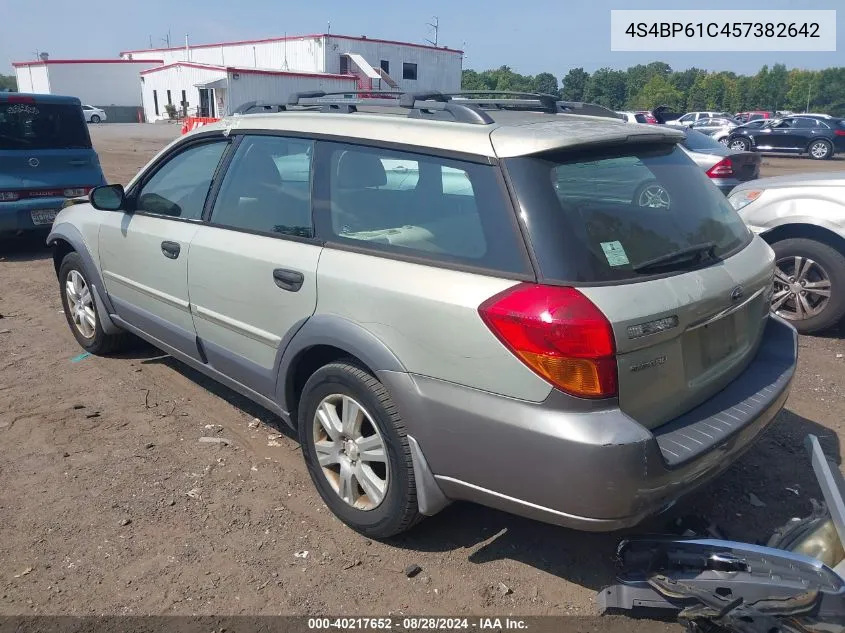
[
  {"x1": 402, "y1": 62, "x2": 417, "y2": 81},
  {"x1": 339, "y1": 55, "x2": 349, "y2": 74},
  {"x1": 380, "y1": 60, "x2": 390, "y2": 75},
  {"x1": 153, "y1": 90, "x2": 159, "y2": 116},
  {"x1": 167, "y1": 90, "x2": 172, "y2": 105},
  {"x1": 181, "y1": 90, "x2": 187, "y2": 112}
]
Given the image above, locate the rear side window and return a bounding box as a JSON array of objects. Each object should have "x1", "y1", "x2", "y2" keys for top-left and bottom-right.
[
  {"x1": 316, "y1": 142, "x2": 529, "y2": 275},
  {"x1": 504, "y1": 145, "x2": 751, "y2": 283},
  {"x1": 0, "y1": 102, "x2": 90, "y2": 150},
  {"x1": 634, "y1": 114, "x2": 647, "y2": 123}
]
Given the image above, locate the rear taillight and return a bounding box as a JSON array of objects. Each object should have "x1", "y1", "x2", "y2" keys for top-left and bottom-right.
[
  {"x1": 6, "y1": 95, "x2": 35, "y2": 104},
  {"x1": 0, "y1": 191, "x2": 20, "y2": 202},
  {"x1": 706, "y1": 158, "x2": 734, "y2": 178},
  {"x1": 834, "y1": 129, "x2": 845, "y2": 137},
  {"x1": 478, "y1": 284, "x2": 618, "y2": 399}
]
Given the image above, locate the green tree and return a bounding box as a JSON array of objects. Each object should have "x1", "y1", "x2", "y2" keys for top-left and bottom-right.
[
  {"x1": 686, "y1": 74, "x2": 708, "y2": 110},
  {"x1": 633, "y1": 75, "x2": 683, "y2": 111},
  {"x1": 532, "y1": 72, "x2": 559, "y2": 95},
  {"x1": 560, "y1": 67, "x2": 590, "y2": 101},
  {"x1": 671, "y1": 67, "x2": 705, "y2": 94},
  {"x1": 624, "y1": 62, "x2": 672, "y2": 107},
  {"x1": 584, "y1": 68, "x2": 627, "y2": 109},
  {"x1": 0, "y1": 74, "x2": 16, "y2": 92}
]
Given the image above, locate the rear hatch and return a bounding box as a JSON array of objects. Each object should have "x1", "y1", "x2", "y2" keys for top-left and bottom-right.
[
  {"x1": 502, "y1": 140, "x2": 773, "y2": 429},
  {"x1": 0, "y1": 95, "x2": 104, "y2": 200}
]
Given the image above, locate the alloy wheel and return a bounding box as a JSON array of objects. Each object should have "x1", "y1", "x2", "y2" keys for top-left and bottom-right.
[
  {"x1": 65, "y1": 269, "x2": 96, "y2": 339},
  {"x1": 772, "y1": 256, "x2": 832, "y2": 321},
  {"x1": 730, "y1": 140, "x2": 748, "y2": 151},
  {"x1": 637, "y1": 184, "x2": 671, "y2": 209},
  {"x1": 810, "y1": 142, "x2": 830, "y2": 159},
  {"x1": 311, "y1": 394, "x2": 388, "y2": 511}
]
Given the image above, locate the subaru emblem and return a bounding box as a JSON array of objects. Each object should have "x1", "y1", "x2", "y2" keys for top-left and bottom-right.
[
  {"x1": 28, "y1": 157, "x2": 39, "y2": 167},
  {"x1": 730, "y1": 286, "x2": 744, "y2": 302}
]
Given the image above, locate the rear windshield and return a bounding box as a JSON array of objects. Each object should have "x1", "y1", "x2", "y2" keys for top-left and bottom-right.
[
  {"x1": 681, "y1": 129, "x2": 726, "y2": 152},
  {"x1": 0, "y1": 102, "x2": 91, "y2": 150},
  {"x1": 634, "y1": 113, "x2": 647, "y2": 123},
  {"x1": 504, "y1": 144, "x2": 752, "y2": 283}
]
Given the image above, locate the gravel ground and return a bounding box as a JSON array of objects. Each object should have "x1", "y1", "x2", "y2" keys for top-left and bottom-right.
[{"x1": 0, "y1": 123, "x2": 843, "y2": 625}]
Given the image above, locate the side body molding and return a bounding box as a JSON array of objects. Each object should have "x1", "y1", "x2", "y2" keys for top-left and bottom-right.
[
  {"x1": 46, "y1": 222, "x2": 121, "y2": 335},
  {"x1": 274, "y1": 313, "x2": 408, "y2": 414}
]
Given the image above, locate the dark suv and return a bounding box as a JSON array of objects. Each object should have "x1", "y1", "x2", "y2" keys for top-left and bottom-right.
[{"x1": 727, "y1": 115, "x2": 845, "y2": 160}]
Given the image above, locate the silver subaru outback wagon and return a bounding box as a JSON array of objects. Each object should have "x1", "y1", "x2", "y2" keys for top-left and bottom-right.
[{"x1": 47, "y1": 92, "x2": 797, "y2": 539}]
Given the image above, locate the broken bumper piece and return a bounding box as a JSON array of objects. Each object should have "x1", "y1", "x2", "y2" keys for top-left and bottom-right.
[{"x1": 597, "y1": 435, "x2": 845, "y2": 632}]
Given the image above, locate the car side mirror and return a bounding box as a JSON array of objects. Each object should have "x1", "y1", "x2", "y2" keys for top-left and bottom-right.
[{"x1": 90, "y1": 184, "x2": 126, "y2": 211}]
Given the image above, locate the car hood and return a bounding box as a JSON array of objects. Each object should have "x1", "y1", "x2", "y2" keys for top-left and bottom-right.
[{"x1": 732, "y1": 171, "x2": 845, "y2": 192}]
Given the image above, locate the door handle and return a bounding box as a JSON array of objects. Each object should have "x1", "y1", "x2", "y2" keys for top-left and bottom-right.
[
  {"x1": 273, "y1": 268, "x2": 304, "y2": 292},
  {"x1": 161, "y1": 241, "x2": 181, "y2": 259}
]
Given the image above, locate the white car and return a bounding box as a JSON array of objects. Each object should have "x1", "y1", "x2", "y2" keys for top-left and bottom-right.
[
  {"x1": 668, "y1": 111, "x2": 732, "y2": 127},
  {"x1": 82, "y1": 105, "x2": 107, "y2": 123},
  {"x1": 617, "y1": 111, "x2": 649, "y2": 124}
]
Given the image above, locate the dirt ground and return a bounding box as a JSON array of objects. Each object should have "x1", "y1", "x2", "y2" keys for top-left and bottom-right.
[{"x1": 1, "y1": 123, "x2": 844, "y2": 624}]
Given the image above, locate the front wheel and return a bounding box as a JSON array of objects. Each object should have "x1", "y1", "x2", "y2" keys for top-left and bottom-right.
[
  {"x1": 770, "y1": 238, "x2": 845, "y2": 334},
  {"x1": 729, "y1": 137, "x2": 751, "y2": 151},
  {"x1": 808, "y1": 139, "x2": 833, "y2": 160},
  {"x1": 298, "y1": 361, "x2": 422, "y2": 539},
  {"x1": 58, "y1": 252, "x2": 128, "y2": 354},
  {"x1": 90, "y1": 114, "x2": 101, "y2": 124}
]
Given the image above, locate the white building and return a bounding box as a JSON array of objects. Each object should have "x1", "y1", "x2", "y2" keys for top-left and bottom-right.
[
  {"x1": 140, "y1": 62, "x2": 358, "y2": 121},
  {"x1": 123, "y1": 33, "x2": 463, "y2": 119},
  {"x1": 13, "y1": 58, "x2": 162, "y2": 110},
  {"x1": 12, "y1": 33, "x2": 463, "y2": 123}
]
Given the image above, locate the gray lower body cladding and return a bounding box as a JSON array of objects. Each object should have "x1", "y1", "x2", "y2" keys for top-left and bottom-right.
[{"x1": 380, "y1": 315, "x2": 797, "y2": 531}]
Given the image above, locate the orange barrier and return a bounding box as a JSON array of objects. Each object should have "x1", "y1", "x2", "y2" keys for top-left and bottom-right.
[{"x1": 181, "y1": 117, "x2": 221, "y2": 134}]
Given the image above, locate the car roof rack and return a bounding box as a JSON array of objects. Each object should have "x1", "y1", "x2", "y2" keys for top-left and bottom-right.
[{"x1": 231, "y1": 90, "x2": 623, "y2": 125}]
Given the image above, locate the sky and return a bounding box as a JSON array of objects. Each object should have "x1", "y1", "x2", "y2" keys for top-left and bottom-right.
[{"x1": 2, "y1": 0, "x2": 842, "y2": 77}]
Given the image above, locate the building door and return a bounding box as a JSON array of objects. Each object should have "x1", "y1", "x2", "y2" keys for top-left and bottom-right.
[{"x1": 198, "y1": 89, "x2": 211, "y2": 117}]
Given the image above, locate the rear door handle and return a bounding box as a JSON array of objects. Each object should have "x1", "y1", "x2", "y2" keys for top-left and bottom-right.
[
  {"x1": 161, "y1": 241, "x2": 181, "y2": 259},
  {"x1": 273, "y1": 268, "x2": 304, "y2": 292}
]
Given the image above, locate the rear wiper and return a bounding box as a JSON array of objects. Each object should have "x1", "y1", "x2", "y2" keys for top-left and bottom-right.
[{"x1": 633, "y1": 242, "x2": 717, "y2": 273}]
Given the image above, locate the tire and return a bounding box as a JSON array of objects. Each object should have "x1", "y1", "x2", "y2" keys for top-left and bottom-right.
[
  {"x1": 770, "y1": 238, "x2": 845, "y2": 334},
  {"x1": 90, "y1": 114, "x2": 101, "y2": 124},
  {"x1": 717, "y1": 136, "x2": 729, "y2": 146},
  {"x1": 297, "y1": 361, "x2": 422, "y2": 539},
  {"x1": 58, "y1": 252, "x2": 128, "y2": 354},
  {"x1": 808, "y1": 139, "x2": 833, "y2": 160},
  {"x1": 729, "y1": 137, "x2": 751, "y2": 152}
]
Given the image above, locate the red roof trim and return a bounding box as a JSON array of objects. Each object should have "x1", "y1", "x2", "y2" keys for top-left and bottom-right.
[
  {"x1": 12, "y1": 59, "x2": 163, "y2": 67},
  {"x1": 226, "y1": 67, "x2": 356, "y2": 80},
  {"x1": 140, "y1": 62, "x2": 225, "y2": 75},
  {"x1": 120, "y1": 33, "x2": 463, "y2": 56}
]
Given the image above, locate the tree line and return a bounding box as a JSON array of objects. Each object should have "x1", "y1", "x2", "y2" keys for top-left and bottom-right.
[
  {"x1": 462, "y1": 63, "x2": 845, "y2": 116},
  {"x1": 0, "y1": 74, "x2": 17, "y2": 92}
]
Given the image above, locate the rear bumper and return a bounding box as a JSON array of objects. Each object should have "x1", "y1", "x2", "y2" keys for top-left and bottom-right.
[
  {"x1": 0, "y1": 198, "x2": 66, "y2": 233},
  {"x1": 381, "y1": 314, "x2": 797, "y2": 532}
]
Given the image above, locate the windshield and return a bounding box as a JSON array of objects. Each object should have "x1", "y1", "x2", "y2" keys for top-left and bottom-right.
[
  {"x1": 0, "y1": 102, "x2": 91, "y2": 150},
  {"x1": 503, "y1": 144, "x2": 751, "y2": 283},
  {"x1": 681, "y1": 129, "x2": 728, "y2": 152}
]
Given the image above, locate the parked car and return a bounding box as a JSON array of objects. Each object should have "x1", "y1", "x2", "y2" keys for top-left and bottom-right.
[
  {"x1": 47, "y1": 91, "x2": 796, "y2": 539},
  {"x1": 0, "y1": 93, "x2": 106, "y2": 237},
  {"x1": 680, "y1": 128, "x2": 761, "y2": 195},
  {"x1": 668, "y1": 111, "x2": 734, "y2": 127},
  {"x1": 82, "y1": 105, "x2": 107, "y2": 123},
  {"x1": 727, "y1": 115, "x2": 845, "y2": 160},
  {"x1": 729, "y1": 173, "x2": 845, "y2": 333},
  {"x1": 617, "y1": 111, "x2": 649, "y2": 124},
  {"x1": 736, "y1": 111, "x2": 775, "y2": 123},
  {"x1": 688, "y1": 116, "x2": 740, "y2": 144},
  {"x1": 636, "y1": 110, "x2": 658, "y2": 124}
]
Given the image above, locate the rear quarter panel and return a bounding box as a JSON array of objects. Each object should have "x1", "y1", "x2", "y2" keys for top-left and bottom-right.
[{"x1": 740, "y1": 188, "x2": 845, "y2": 237}]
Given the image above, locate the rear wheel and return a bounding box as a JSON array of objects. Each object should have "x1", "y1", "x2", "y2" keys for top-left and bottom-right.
[
  {"x1": 770, "y1": 238, "x2": 845, "y2": 334},
  {"x1": 90, "y1": 114, "x2": 101, "y2": 124},
  {"x1": 298, "y1": 361, "x2": 421, "y2": 539},
  {"x1": 729, "y1": 137, "x2": 751, "y2": 151},
  {"x1": 58, "y1": 252, "x2": 128, "y2": 354},
  {"x1": 717, "y1": 136, "x2": 729, "y2": 146},
  {"x1": 808, "y1": 139, "x2": 833, "y2": 160}
]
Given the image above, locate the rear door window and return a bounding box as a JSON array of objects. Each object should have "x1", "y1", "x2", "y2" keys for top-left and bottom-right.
[
  {"x1": 0, "y1": 102, "x2": 91, "y2": 150},
  {"x1": 504, "y1": 144, "x2": 751, "y2": 283}
]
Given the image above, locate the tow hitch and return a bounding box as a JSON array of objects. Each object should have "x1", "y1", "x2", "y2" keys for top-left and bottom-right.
[{"x1": 597, "y1": 435, "x2": 845, "y2": 632}]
